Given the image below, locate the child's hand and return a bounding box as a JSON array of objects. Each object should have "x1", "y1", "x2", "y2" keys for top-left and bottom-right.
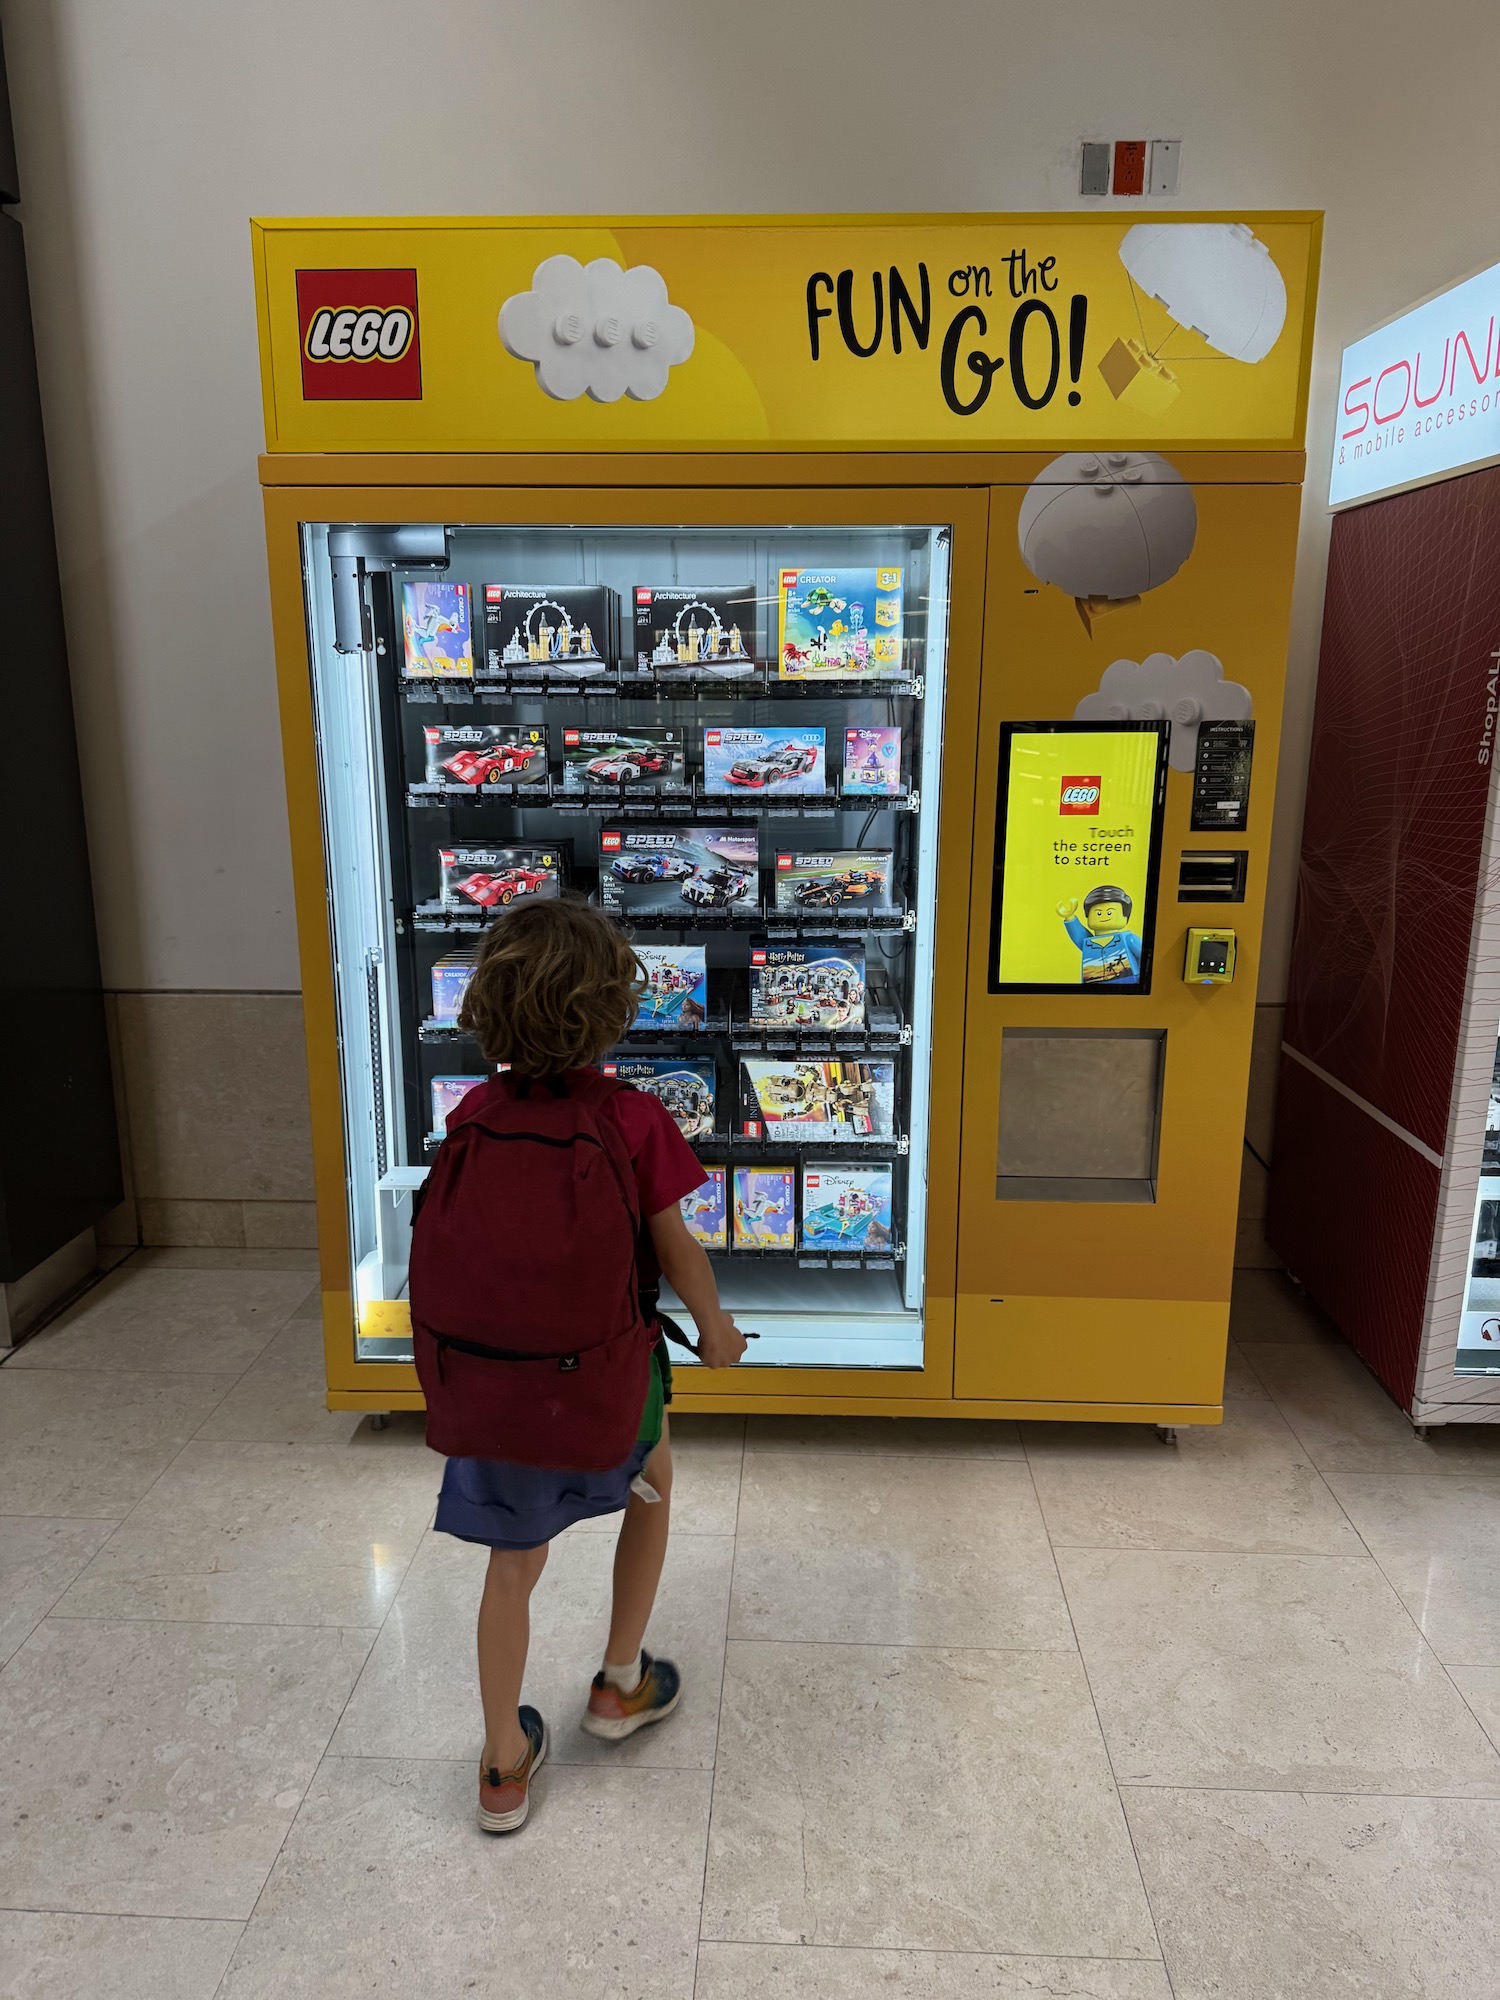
[{"x1": 697, "y1": 1313, "x2": 749, "y2": 1370}]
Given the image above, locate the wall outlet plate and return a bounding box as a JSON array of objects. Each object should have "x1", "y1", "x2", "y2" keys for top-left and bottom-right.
[
  {"x1": 1112, "y1": 140, "x2": 1147, "y2": 196},
  {"x1": 1080, "y1": 142, "x2": 1111, "y2": 197},
  {"x1": 1149, "y1": 139, "x2": 1182, "y2": 195}
]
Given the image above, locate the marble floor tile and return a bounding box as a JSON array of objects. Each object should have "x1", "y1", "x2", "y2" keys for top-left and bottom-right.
[
  {"x1": 703, "y1": 1642, "x2": 1157, "y2": 1958},
  {"x1": 695, "y1": 1944, "x2": 1173, "y2": 1999},
  {"x1": 217, "y1": 1756, "x2": 711, "y2": 1999},
  {"x1": 1222, "y1": 1338, "x2": 1272, "y2": 1401},
  {"x1": 331, "y1": 1525, "x2": 733, "y2": 1767},
  {"x1": 0, "y1": 1911, "x2": 241, "y2": 2000},
  {"x1": 8, "y1": 1267, "x2": 315, "y2": 1376},
  {"x1": 1024, "y1": 1398, "x2": 1361, "y2": 1555},
  {"x1": 1451, "y1": 1665, "x2": 1500, "y2": 1753},
  {"x1": 0, "y1": 1516, "x2": 117, "y2": 1666},
  {"x1": 1058, "y1": 1548, "x2": 1500, "y2": 1794},
  {"x1": 1243, "y1": 1342, "x2": 1500, "y2": 1475},
  {"x1": 0, "y1": 1618, "x2": 371, "y2": 1919},
  {"x1": 570, "y1": 1413, "x2": 743, "y2": 1536},
  {"x1": 1229, "y1": 1268, "x2": 1342, "y2": 1345},
  {"x1": 192, "y1": 1317, "x2": 365, "y2": 1447},
  {"x1": 1325, "y1": 1474, "x2": 1500, "y2": 1664},
  {"x1": 1124, "y1": 1787, "x2": 1500, "y2": 1999},
  {"x1": 745, "y1": 1414, "x2": 1024, "y2": 1459},
  {"x1": 51, "y1": 1440, "x2": 436, "y2": 1628},
  {"x1": 0, "y1": 1367, "x2": 236, "y2": 1517},
  {"x1": 730, "y1": 1454, "x2": 1073, "y2": 1650},
  {"x1": 133, "y1": 1248, "x2": 321, "y2": 1273}
]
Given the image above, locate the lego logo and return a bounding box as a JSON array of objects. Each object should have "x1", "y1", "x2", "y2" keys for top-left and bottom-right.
[
  {"x1": 304, "y1": 306, "x2": 412, "y2": 364},
  {"x1": 602, "y1": 1064, "x2": 617, "y2": 1076},
  {"x1": 706, "y1": 730, "x2": 721, "y2": 746},
  {"x1": 295, "y1": 268, "x2": 421, "y2": 401},
  {"x1": 807, "y1": 1174, "x2": 820, "y2": 1187},
  {"x1": 636, "y1": 588, "x2": 652, "y2": 603},
  {"x1": 601, "y1": 831, "x2": 622, "y2": 851},
  {"x1": 424, "y1": 727, "x2": 439, "y2": 743},
  {"x1": 485, "y1": 585, "x2": 502, "y2": 602},
  {"x1": 776, "y1": 853, "x2": 793, "y2": 869},
  {"x1": 1060, "y1": 777, "x2": 1101, "y2": 816},
  {"x1": 563, "y1": 729, "x2": 580, "y2": 746},
  {"x1": 779, "y1": 569, "x2": 799, "y2": 587},
  {"x1": 751, "y1": 950, "x2": 766, "y2": 964}
]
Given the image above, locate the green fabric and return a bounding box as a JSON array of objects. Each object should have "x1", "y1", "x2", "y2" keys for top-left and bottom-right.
[{"x1": 635, "y1": 1342, "x2": 669, "y2": 1450}]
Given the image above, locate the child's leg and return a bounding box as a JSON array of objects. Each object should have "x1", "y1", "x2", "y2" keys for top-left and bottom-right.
[
  {"x1": 478, "y1": 1541, "x2": 549, "y2": 1768},
  {"x1": 604, "y1": 1416, "x2": 673, "y2": 1670}
]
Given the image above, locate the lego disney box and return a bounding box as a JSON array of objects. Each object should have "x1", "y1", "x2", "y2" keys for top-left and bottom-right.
[
  {"x1": 632, "y1": 946, "x2": 708, "y2": 1030},
  {"x1": 777, "y1": 567, "x2": 903, "y2": 680},
  {"x1": 602, "y1": 1055, "x2": 716, "y2": 1139},
  {"x1": 430, "y1": 1074, "x2": 486, "y2": 1137},
  {"x1": 739, "y1": 1058, "x2": 896, "y2": 1143},
  {"x1": 731, "y1": 1166, "x2": 796, "y2": 1250},
  {"x1": 773, "y1": 849, "x2": 894, "y2": 914},
  {"x1": 748, "y1": 942, "x2": 866, "y2": 1031},
  {"x1": 633, "y1": 584, "x2": 757, "y2": 677},
  {"x1": 800, "y1": 1163, "x2": 895, "y2": 1251},
  {"x1": 702, "y1": 726, "x2": 826, "y2": 797},
  {"x1": 402, "y1": 580, "x2": 473, "y2": 680},
  {"x1": 481, "y1": 583, "x2": 616, "y2": 676},
  {"x1": 423, "y1": 723, "x2": 547, "y2": 789},
  {"x1": 842, "y1": 726, "x2": 904, "y2": 797},
  {"x1": 599, "y1": 825, "x2": 758, "y2": 918},
  {"x1": 560, "y1": 727, "x2": 686, "y2": 794},
  {"x1": 681, "y1": 1166, "x2": 728, "y2": 1251},
  {"x1": 436, "y1": 845, "x2": 563, "y2": 912}
]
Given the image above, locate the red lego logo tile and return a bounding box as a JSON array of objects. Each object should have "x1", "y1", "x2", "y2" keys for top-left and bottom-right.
[{"x1": 296, "y1": 268, "x2": 421, "y2": 401}]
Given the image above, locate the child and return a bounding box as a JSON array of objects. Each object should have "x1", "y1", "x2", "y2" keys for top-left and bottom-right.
[{"x1": 430, "y1": 898, "x2": 746, "y2": 1834}]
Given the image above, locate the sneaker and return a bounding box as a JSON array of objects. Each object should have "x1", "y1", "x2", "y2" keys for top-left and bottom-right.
[
  {"x1": 581, "y1": 1652, "x2": 682, "y2": 1741},
  {"x1": 477, "y1": 1706, "x2": 548, "y2": 1833}
]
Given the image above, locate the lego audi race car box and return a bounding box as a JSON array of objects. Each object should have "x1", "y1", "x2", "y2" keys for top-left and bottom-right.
[
  {"x1": 800, "y1": 1163, "x2": 895, "y2": 1251},
  {"x1": 436, "y1": 845, "x2": 564, "y2": 912},
  {"x1": 602, "y1": 1055, "x2": 716, "y2": 1139},
  {"x1": 842, "y1": 726, "x2": 903, "y2": 797},
  {"x1": 632, "y1": 947, "x2": 708, "y2": 1029},
  {"x1": 732, "y1": 1166, "x2": 797, "y2": 1250},
  {"x1": 422, "y1": 724, "x2": 547, "y2": 790},
  {"x1": 777, "y1": 567, "x2": 903, "y2": 680},
  {"x1": 430, "y1": 1074, "x2": 486, "y2": 1137},
  {"x1": 702, "y1": 726, "x2": 826, "y2": 797},
  {"x1": 739, "y1": 1058, "x2": 896, "y2": 1143},
  {"x1": 560, "y1": 727, "x2": 686, "y2": 794},
  {"x1": 632, "y1": 584, "x2": 757, "y2": 678},
  {"x1": 681, "y1": 1166, "x2": 728, "y2": 1251},
  {"x1": 748, "y1": 942, "x2": 866, "y2": 1031},
  {"x1": 599, "y1": 825, "x2": 759, "y2": 918},
  {"x1": 773, "y1": 849, "x2": 895, "y2": 914},
  {"x1": 429, "y1": 951, "x2": 477, "y2": 1023},
  {"x1": 402, "y1": 580, "x2": 473, "y2": 680},
  {"x1": 481, "y1": 584, "x2": 617, "y2": 676}
]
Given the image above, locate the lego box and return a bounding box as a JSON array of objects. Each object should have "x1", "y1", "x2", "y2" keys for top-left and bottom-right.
[
  {"x1": 702, "y1": 726, "x2": 826, "y2": 797},
  {"x1": 600, "y1": 825, "x2": 758, "y2": 918},
  {"x1": 402, "y1": 581, "x2": 473, "y2": 680},
  {"x1": 429, "y1": 951, "x2": 477, "y2": 1023},
  {"x1": 602, "y1": 1055, "x2": 716, "y2": 1139},
  {"x1": 732, "y1": 1166, "x2": 797, "y2": 1250},
  {"x1": 748, "y1": 942, "x2": 866, "y2": 1031},
  {"x1": 777, "y1": 566, "x2": 903, "y2": 680},
  {"x1": 681, "y1": 1166, "x2": 728, "y2": 1251},
  {"x1": 800, "y1": 1163, "x2": 895, "y2": 1251},
  {"x1": 842, "y1": 726, "x2": 904, "y2": 797},
  {"x1": 436, "y1": 845, "x2": 563, "y2": 912},
  {"x1": 431, "y1": 1074, "x2": 486, "y2": 1136},
  {"x1": 482, "y1": 583, "x2": 616, "y2": 676},
  {"x1": 423, "y1": 723, "x2": 547, "y2": 789},
  {"x1": 632, "y1": 947, "x2": 709, "y2": 1030},
  {"x1": 633, "y1": 584, "x2": 757, "y2": 677},
  {"x1": 773, "y1": 849, "x2": 894, "y2": 914},
  {"x1": 560, "y1": 727, "x2": 686, "y2": 794},
  {"x1": 739, "y1": 1059, "x2": 896, "y2": 1143}
]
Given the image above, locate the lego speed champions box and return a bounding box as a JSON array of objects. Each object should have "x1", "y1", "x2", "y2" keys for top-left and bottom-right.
[
  {"x1": 603, "y1": 1056, "x2": 716, "y2": 1139},
  {"x1": 800, "y1": 1163, "x2": 895, "y2": 1250},
  {"x1": 681, "y1": 1166, "x2": 728, "y2": 1251},
  {"x1": 436, "y1": 845, "x2": 562, "y2": 911},
  {"x1": 560, "y1": 727, "x2": 686, "y2": 793},
  {"x1": 732, "y1": 1167, "x2": 796, "y2": 1250},
  {"x1": 600, "y1": 826, "x2": 758, "y2": 917},
  {"x1": 777, "y1": 567, "x2": 903, "y2": 680},
  {"x1": 773, "y1": 849, "x2": 894, "y2": 914},
  {"x1": 702, "y1": 726, "x2": 826, "y2": 797},
  {"x1": 402, "y1": 581, "x2": 473, "y2": 679},
  {"x1": 423, "y1": 724, "x2": 546, "y2": 789},
  {"x1": 748, "y1": 942, "x2": 866, "y2": 1030},
  {"x1": 482, "y1": 583, "x2": 616, "y2": 675},
  {"x1": 633, "y1": 946, "x2": 709, "y2": 1027},
  {"x1": 738, "y1": 1059, "x2": 896, "y2": 1143},
  {"x1": 842, "y1": 726, "x2": 903, "y2": 796},
  {"x1": 634, "y1": 584, "x2": 756, "y2": 676}
]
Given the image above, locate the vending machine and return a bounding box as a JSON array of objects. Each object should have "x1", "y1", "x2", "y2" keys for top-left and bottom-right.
[{"x1": 253, "y1": 212, "x2": 1319, "y2": 1421}]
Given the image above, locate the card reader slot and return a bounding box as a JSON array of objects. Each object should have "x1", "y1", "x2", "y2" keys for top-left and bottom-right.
[{"x1": 1177, "y1": 849, "x2": 1248, "y2": 902}]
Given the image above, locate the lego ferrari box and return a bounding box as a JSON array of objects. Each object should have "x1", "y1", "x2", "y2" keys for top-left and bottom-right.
[
  {"x1": 773, "y1": 849, "x2": 894, "y2": 914},
  {"x1": 777, "y1": 566, "x2": 903, "y2": 680},
  {"x1": 702, "y1": 726, "x2": 826, "y2": 797},
  {"x1": 632, "y1": 946, "x2": 708, "y2": 1029},
  {"x1": 402, "y1": 580, "x2": 473, "y2": 680},
  {"x1": 436, "y1": 845, "x2": 563, "y2": 912},
  {"x1": 602, "y1": 1055, "x2": 716, "y2": 1139},
  {"x1": 732, "y1": 1166, "x2": 797, "y2": 1250},
  {"x1": 748, "y1": 942, "x2": 866, "y2": 1031},
  {"x1": 738, "y1": 1058, "x2": 896, "y2": 1143},
  {"x1": 800, "y1": 1162, "x2": 895, "y2": 1251},
  {"x1": 423, "y1": 723, "x2": 547, "y2": 790},
  {"x1": 842, "y1": 726, "x2": 904, "y2": 797},
  {"x1": 431, "y1": 1074, "x2": 486, "y2": 1136},
  {"x1": 633, "y1": 584, "x2": 757, "y2": 677},
  {"x1": 429, "y1": 950, "x2": 477, "y2": 1023},
  {"x1": 681, "y1": 1166, "x2": 728, "y2": 1251},
  {"x1": 560, "y1": 726, "x2": 686, "y2": 794},
  {"x1": 481, "y1": 583, "x2": 616, "y2": 676},
  {"x1": 599, "y1": 825, "x2": 759, "y2": 918}
]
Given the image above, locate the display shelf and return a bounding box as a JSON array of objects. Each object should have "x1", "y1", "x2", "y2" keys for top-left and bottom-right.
[
  {"x1": 407, "y1": 782, "x2": 901, "y2": 818},
  {"x1": 401, "y1": 667, "x2": 926, "y2": 706},
  {"x1": 716, "y1": 1242, "x2": 905, "y2": 1269},
  {"x1": 726, "y1": 1132, "x2": 909, "y2": 1161}
]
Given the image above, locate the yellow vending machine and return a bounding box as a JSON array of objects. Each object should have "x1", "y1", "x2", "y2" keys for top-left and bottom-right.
[{"x1": 252, "y1": 212, "x2": 1318, "y2": 1424}]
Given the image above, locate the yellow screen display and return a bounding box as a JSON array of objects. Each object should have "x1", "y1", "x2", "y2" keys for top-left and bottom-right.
[{"x1": 991, "y1": 724, "x2": 1168, "y2": 992}]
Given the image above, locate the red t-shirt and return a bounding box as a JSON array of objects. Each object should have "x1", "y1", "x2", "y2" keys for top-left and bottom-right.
[{"x1": 596, "y1": 1081, "x2": 710, "y2": 1218}]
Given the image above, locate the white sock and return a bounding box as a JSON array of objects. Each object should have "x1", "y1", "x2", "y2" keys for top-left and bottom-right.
[{"x1": 602, "y1": 1652, "x2": 642, "y2": 1691}]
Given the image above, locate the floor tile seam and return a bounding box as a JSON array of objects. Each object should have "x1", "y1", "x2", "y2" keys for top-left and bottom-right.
[
  {"x1": 14, "y1": 1611, "x2": 384, "y2": 1638},
  {"x1": 324, "y1": 1744, "x2": 713, "y2": 1770},
  {"x1": 718, "y1": 1636, "x2": 1086, "y2": 1654},
  {"x1": 0, "y1": 1506, "x2": 123, "y2": 1522},
  {"x1": 694, "y1": 1940, "x2": 1171, "y2": 1965},
  {"x1": 0, "y1": 1539, "x2": 132, "y2": 1671},
  {"x1": 742, "y1": 1449, "x2": 1028, "y2": 1464},
  {"x1": 1042, "y1": 1540, "x2": 1372, "y2": 1558},
  {"x1": 696, "y1": 1427, "x2": 745, "y2": 1945},
  {"x1": 1114, "y1": 1779, "x2": 1500, "y2": 1805},
  {"x1": 0, "y1": 1903, "x2": 246, "y2": 1926}
]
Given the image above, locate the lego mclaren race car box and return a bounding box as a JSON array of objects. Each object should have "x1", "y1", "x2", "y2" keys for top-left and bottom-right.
[
  {"x1": 560, "y1": 726, "x2": 687, "y2": 795},
  {"x1": 422, "y1": 724, "x2": 548, "y2": 790},
  {"x1": 773, "y1": 849, "x2": 894, "y2": 913},
  {"x1": 601, "y1": 1055, "x2": 716, "y2": 1140},
  {"x1": 434, "y1": 844, "x2": 565, "y2": 912},
  {"x1": 599, "y1": 826, "x2": 759, "y2": 917},
  {"x1": 738, "y1": 1058, "x2": 896, "y2": 1143},
  {"x1": 632, "y1": 584, "x2": 757, "y2": 678},
  {"x1": 777, "y1": 566, "x2": 903, "y2": 680},
  {"x1": 481, "y1": 583, "x2": 618, "y2": 677},
  {"x1": 748, "y1": 942, "x2": 866, "y2": 1031},
  {"x1": 702, "y1": 726, "x2": 826, "y2": 797}
]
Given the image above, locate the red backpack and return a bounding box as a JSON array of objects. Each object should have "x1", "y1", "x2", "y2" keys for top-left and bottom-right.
[{"x1": 409, "y1": 1070, "x2": 654, "y2": 1470}]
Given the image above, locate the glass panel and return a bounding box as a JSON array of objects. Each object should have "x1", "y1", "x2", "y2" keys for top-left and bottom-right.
[
  {"x1": 300, "y1": 518, "x2": 952, "y2": 1372},
  {"x1": 1456, "y1": 1035, "x2": 1500, "y2": 1375}
]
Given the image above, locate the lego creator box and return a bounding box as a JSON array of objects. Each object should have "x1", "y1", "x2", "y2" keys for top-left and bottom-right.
[
  {"x1": 603, "y1": 1055, "x2": 716, "y2": 1139},
  {"x1": 702, "y1": 726, "x2": 826, "y2": 797},
  {"x1": 681, "y1": 1166, "x2": 728, "y2": 1251},
  {"x1": 732, "y1": 1166, "x2": 796, "y2": 1250},
  {"x1": 560, "y1": 726, "x2": 686, "y2": 794},
  {"x1": 423, "y1": 723, "x2": 547, "y2": 789},
  {"x1": 773, "y1": 849, "x2": 894, "y2": 913},
  {"x1": 631, "y1": 947, "x2": 709, "y2": 1030},
  {"x1": 777, "y1": 567, "x2": 903, "y2": 680},
  {"x1": 431, "y1": 1074, "x2": 486, "y2": 1136},
  {"x1": 634, "y1": 584, "x2": 756, "y2": 677},
  {"x1": 429, "y1": 950, "x2": 477, "y2": 1023},
  {"x1": 842, "y1": 726, "x2": 903, "y2": 797},
  {"x1": 749, "y1": 942, "x2": 866, "y2": 1031},
  {"x1": 482, "y1": 583, "x2": 616, "y2": 676},
  {"x1": 599, "y1": 825, "x2": 758, "y2": 918},
  {"x1": 800, "y1": 1163, "x2": 895, "y2": 1251},
  {"x1": 739, "y1": 1058, "x2": 895, "y2": 1143},
  {"x1": 402, "y1": 580, "x2": 473, "y2": 680},
  {"x1": 436, "y1": 845, "x2": 563, "y2": 912}
]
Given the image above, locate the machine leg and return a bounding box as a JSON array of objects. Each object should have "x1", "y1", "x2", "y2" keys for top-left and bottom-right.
[
  {"x1": 1154, "y1": 1424, "x2": 1179, "y2": 1445},
  {"x1": 368, "y1": 1413, "x2": 390, "y2": 1431},
  {"x1": 1412, "y1": 1424, "x2": 1431, "y2": 1441}
]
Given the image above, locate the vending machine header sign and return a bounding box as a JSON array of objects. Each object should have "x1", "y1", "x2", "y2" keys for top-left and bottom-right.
[{"x1": 252, "y1": 212, "x2": 1320, "y2": 454}]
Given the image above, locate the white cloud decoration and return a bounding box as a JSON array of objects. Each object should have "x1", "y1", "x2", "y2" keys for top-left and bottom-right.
[
  {"x1": 1120, "y1": 223, "x2": 1287, "y2": 364},
  {"x1": 1075, "y1": 649, "x2": 1252, "y2": 773},
  {"x1": 1018, "y1": 451, "x2": 1197, "y2": 605},
  {"x1": 498, "y1": 255, "x2": 695, "y2": 402}
]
